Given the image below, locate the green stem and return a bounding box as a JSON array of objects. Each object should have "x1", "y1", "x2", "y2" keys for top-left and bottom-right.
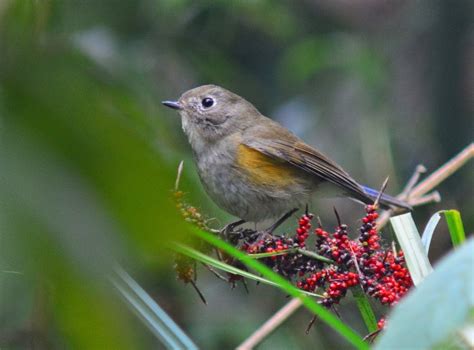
[
  {"x1": 247, "y1": 248, "x2": 333, "y2": 264},
  {"x1": 297, "y1": 248, "x2": 334, "y2": 264},
  {"x1": 352, "y1": 286, "x2": 378, "y2": 333}
]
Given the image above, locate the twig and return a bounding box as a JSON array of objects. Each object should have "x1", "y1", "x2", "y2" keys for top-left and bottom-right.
[
  {"x1": 189, "y1": 280, "x2": 207, "y2": 305},
  {"x1": 409, "y1": 191, "x2": 441, "y2": 207},
  {"x1": 236, "y1": 298, "x2": 303, "y2": 350},
  {"x1": 305, "y1": 315, "x2": 318, "y2": 334},
  {"x1": 408, "y1": 143, "x2": 473, "y2": 199},
  {"x1": 377, "y1": 143, "x2": 473, "y2": 227},
  {"x1": 202, "y1": 263, "x2": 229, "y2": 282},
  {"x1": 374, "y1": 177, "x2": 389, "y2": 208},
  {"x1": 175, "y1": 161, "x2": 184, "y2": 192},
  {"x1": 333, "y1": 207, "x2": 342, "y2": 226},
  {"x1": 401, "y1": 165, "x2": 426, "y2": 195},
  {"x1": 236, "y1": 143, "x2": 473, "y2": 349}
]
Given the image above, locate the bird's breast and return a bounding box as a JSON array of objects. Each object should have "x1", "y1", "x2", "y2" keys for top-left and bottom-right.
[{"x1": 193, "y1": 138, "x2": 314, "y2": 222}]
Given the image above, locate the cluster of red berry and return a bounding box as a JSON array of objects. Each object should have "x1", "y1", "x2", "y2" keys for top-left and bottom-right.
[
  {"x1": 242, "y1": 230, "x2": 324, "y2": 279},
  {"x1": 296, "y1": 213, "x2": 313, "y2": 247},
  {"x1": 359, "y1": 205, "x2": 381, "y2": 252},
  {"x1": 297, "y1": 269, "x2": 359, "y2": 307},
  {"x1": 174, "y1": 186, "x2": 412, "y2": 331},
  {"x1": 240, "y1": 205, "x2": 413, "y2": 327}
]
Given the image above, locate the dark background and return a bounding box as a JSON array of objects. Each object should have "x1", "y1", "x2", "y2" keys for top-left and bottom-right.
[{"x1": 0, "y1": 1, "x2": 472, "y2": 349}]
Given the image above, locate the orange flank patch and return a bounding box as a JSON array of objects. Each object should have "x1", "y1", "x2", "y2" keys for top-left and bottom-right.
[{"x1": 236, "y1": 144, "x2": 298, "y2": 187}]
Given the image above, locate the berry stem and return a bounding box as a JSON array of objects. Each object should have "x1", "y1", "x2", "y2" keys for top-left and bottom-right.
[{"x1": 247, "y1": 248, "x2": 334, "y2": 264}]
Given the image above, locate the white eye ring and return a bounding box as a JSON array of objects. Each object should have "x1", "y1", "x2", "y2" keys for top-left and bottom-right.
[{"x1": 201, "y1": 97, "x2": 214, "y2": 108}]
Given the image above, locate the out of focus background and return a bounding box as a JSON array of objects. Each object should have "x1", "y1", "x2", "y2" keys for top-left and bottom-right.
[{"x1": 0, "y1": 1, "x2": 472, "y2": 349}]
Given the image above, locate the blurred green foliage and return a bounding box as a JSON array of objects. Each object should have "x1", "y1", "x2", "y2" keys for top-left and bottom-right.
[{"x1": 0, "y1": 0, "x2": 472, "y2": 349}]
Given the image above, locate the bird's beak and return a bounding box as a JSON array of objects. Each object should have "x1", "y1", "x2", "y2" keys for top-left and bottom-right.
[{"x1": 161, "y1": 100, "x2": 182, "y2": 110}]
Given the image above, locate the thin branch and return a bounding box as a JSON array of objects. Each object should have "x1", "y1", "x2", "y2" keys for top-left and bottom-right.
[
  {"x1": 374, "y1": 176, "x2": 389, "y2": 208},
  {"x1": 236, "y1": 298, "x2": 303, "y2": 350},
  {"x1": 401, "y1": 164, "x2": 426, "y2": 195},
  {"x1": 305, "y1": 314, "x2": 318, "y2": 334},
  {"x1": 189, "y1": 280, "x2": 207, "y2": 305},
  {"x1": 202, "y1": 263, "x2": 229, "y2": 282},
  {"x1": 409, "y1": 191, "x2": 441, "y2": 207},
  {"x1": 408, "y1": 143, "x2": 473, "y2": 199},
  {"x1": 377, "y1": 143, "x2": 473, "y2": 228}
]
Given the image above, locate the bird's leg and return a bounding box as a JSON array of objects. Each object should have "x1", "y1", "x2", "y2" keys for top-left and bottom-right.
[
  {"x1": 264, "y1": 208, "x2": 299, "y2": 235},
  {"x1": 220, "y1": 219, "x2": 246, "y2": 239}
]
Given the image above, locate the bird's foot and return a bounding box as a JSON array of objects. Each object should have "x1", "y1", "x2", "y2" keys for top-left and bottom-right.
[
  {"x1": 262, "y1": 208, "x2": 299, "y2": 236},
  {"x1": 220, "y1": 219, "x2": 246, "y2": 240}
]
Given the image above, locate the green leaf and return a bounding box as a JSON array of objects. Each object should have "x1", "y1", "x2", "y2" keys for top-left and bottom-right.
[
  {"x1": 352, "y1": 286, "x2": 378, "y2": 333},
  {"x1": 390, "y1": 213, "x2": 433, "y2": 285},
  {"x1": 375, "y1": 238, "x2": 474, "y2": 350},
  {"x1": 187, "y1": 227, "x2": 369, "y2": 350},
  {"x1": 248, "y1": 248, "x2": 333, "y2": 264},
  {"x1": 172, "y1": 243, "x2": 323, "y2": 298},
  {"x1": 444, "y1": 210, "x2": 466, "y2": 247}
]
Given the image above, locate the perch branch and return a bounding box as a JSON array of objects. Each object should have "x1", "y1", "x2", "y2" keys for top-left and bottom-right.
[
  {"x1": 376, "y1": 143, "x2": 473, "y2": 227},
  {"x1": 236, "y1": 298, "x2": 303, "y2": 350}
]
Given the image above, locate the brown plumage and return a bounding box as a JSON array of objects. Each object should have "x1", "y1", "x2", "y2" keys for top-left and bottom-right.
[{"x1": 163, "y1": 84, "x2": 411, "y2": 222}]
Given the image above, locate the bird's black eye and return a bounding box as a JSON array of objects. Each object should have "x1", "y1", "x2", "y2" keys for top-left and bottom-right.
[{"x1": 201, "y1": 97, "x2": 214, "y2": 108}]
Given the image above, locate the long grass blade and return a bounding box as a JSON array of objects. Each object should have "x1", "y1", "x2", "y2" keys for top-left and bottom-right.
[
  {"x1": 172, "y1": 243, "x2": 323, "y2": 298},
  {"x1": 110, "y1": 266, "x2": 198, "y2": 350},
  {"x1": 352, "y1": 287, "x2": 378, "y2": 333},
  {"x1": 390, "y1": 213, "x2": 433, "y2": 286},
  {"x1": 444, "y1": 210, "x2": 466, "y2": 247}
]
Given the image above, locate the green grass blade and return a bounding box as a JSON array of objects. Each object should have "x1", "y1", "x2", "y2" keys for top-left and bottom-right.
[
  {"x1": 390, "y1": 213, "x2": 433, "y2": 286},
  {"x1": 444, "y1": 210, "x2": 466, "y2": 247},
  {"x1": 352, "y1": 286, "x2": 378, "y2": 333},
  {"x1": 187, "y1": 227, "x2": 369, "y2": 350},
  {"x1": 247, "y1": 248, "x2": 333, "y2": 263},
  {"x1": 172, "y1": 243, "x2": 323, "y2": 298},
  {"x1": 111, "y1": 267, "x2": 198, "y2": 350}
]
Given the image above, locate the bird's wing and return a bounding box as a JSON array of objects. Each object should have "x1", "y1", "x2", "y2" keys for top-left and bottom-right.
[{"x1": 242, "y1": 126, "x2": 370, "y2": 203}]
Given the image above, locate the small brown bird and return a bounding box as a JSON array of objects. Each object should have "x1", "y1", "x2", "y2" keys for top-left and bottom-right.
[{"x1": 163, "y1": 85, "x2": 410, "y2": 226}]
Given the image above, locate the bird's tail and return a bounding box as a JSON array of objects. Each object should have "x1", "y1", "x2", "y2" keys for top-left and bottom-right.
[{"x1": 361, "y1": 186, "x2": 412, "y2": 212}]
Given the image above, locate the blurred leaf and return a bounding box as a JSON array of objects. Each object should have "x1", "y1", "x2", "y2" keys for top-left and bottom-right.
[
  {"x1": 444, "y1": 210, "x2": 466, "y2": 247},
  {"x1": 351, "y1": 47, "x2": 386, "y2": 91},
  {"x1": 0, "y1": 1, "x2": 187, "y2": 347},
  {"x1": 279, "y1": 37, "x2": 334, "y2": 84},
  {"x1": 53, "y1": 274, "x2": 140, "y2": 350},
  {"x1": 375, "y1": 238, "x2": 474, "y2": 350},
  {"x1": 390, "y1": 213, "x2": 433, "y2": 286},
  {"x1": 111, "y1": 266, "x2": 198, "y2": 350},
  {"x1": 1, "y1": 45, "x2": 184, "y2": 259}
]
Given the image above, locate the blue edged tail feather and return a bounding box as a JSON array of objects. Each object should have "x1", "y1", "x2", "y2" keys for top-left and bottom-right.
[{"x1": 361, "y1": 186, "x2": 412, "y2": 212}]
